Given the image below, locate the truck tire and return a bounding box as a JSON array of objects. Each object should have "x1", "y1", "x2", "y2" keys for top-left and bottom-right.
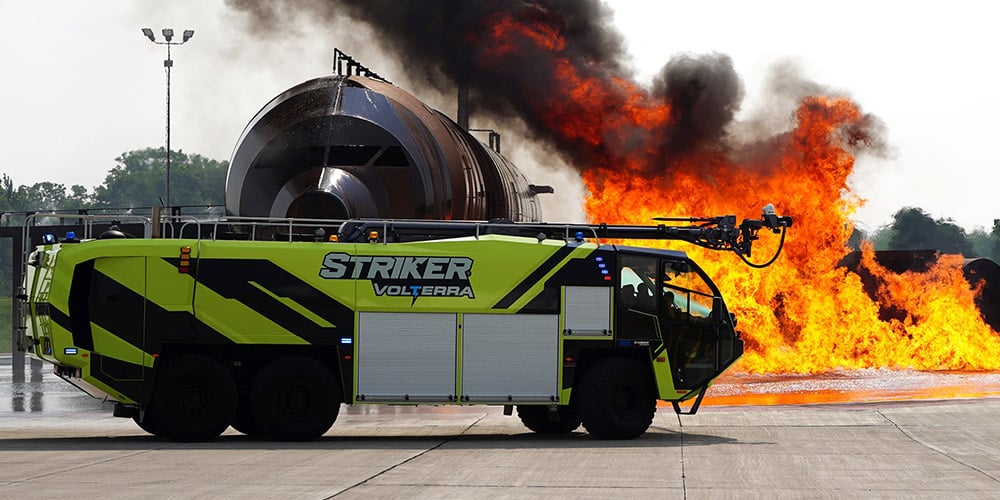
[
  {"x1": 132, "y1": 409, "x2": 163, "y2": 436},
  {"x1": 250, "y1": 355, "x2": 341, "y2": 441},
  {"x1": 517, "y1": 405, "x2": 581, "y2": 434},
  {"x1": 575, "y1": 357, "x2": 656, "y2": 439},
  {"x1": 150, "y1": 355, "x2": 238, "y2": 442},
  {"x1": 231, "y1": 389, "x2": 263, "y2": 437},
  {"x1": 132, "y1": 413, "x2": 163, "y2": 437}
]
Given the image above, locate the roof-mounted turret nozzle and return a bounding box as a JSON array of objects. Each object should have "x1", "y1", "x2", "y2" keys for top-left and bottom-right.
[{"x1": 761, "y1": 203, "x2": 794, "y2": 232}]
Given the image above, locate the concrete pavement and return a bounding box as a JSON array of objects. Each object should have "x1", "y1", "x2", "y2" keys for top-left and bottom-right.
[{"x1": 2, "y1": 358, "x2": 999, "y2": 498}]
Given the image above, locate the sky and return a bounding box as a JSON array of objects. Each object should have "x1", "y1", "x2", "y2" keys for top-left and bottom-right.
[{"x1": 1, "y1": 0, "x2": 997, "y2": 232}]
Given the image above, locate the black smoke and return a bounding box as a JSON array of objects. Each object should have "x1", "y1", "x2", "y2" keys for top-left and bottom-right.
[
  {"x1": 650, "y1": 53, "x2": 744, "y2": 156},
  {"x1": 224, "y1": 0, "x2": 758, "y2": 172}
]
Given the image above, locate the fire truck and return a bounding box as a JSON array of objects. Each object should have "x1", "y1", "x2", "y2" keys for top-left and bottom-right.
[{"x1": 18, "y1": 206, "x2": 791, "y2": 441}]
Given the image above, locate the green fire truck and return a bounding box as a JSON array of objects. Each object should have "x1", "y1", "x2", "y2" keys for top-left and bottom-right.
[{"x1": 18, "y1": 207, "x2": 791, "y2": 441}]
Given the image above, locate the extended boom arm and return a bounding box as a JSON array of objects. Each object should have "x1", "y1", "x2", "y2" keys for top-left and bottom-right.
[{"x1": 338, "y1": 204, "x2": 793, "y2": 268}]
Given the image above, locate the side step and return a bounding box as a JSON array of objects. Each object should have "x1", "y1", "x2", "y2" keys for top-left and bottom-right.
[{"x1": 671, "y1": 385, "x2": 708, "y2": 415}]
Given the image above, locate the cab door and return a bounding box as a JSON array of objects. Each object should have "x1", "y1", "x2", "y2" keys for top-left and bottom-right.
[
  {"x1": 659, "y1": 258, "x2": 724, "y2": 390},
  {"x1": 615, "y1": 254, "x2": 660, "y2": 341},
  {"x1": 86, "y1": 256, "x2": 148, "y2": 402},
  {"x1": 616, "y1": 253, "x2": 740, "y2": 390}
]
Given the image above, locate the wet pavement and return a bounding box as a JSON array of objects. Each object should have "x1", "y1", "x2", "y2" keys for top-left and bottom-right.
[
  {"x1": 1, "y1": 355, "x2": 116, "y2": 416},
  {"x1": 706, "y1": 369, "x2": 1000, "y2": 406},
  {"x1": 3, "y1": 354, "x2": 1000, "y2": 498},
  {"x1": 7, "y1": 353, "x2": 1000, "y2": 416}
]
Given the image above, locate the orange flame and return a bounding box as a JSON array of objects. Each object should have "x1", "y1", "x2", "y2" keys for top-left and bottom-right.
[{"x1": 480, "y1": 10, "x2": 1000, "y2": 373}]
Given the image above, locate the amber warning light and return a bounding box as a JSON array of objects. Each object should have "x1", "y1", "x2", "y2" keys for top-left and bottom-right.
[{"x1": 178, "y1": 246, "x2": 192, "y2": 273}]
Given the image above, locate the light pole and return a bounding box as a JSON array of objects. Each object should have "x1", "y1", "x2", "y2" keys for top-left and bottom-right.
[{"x1": 141, "y1": 27, "x2": 194, "y2": 209}]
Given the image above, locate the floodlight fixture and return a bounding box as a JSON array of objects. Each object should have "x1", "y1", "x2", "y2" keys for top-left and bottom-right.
[{"x1": 140, "y1": 27, "x2": 195, "y2": 209}]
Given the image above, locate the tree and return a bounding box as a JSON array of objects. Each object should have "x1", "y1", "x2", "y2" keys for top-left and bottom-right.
[
  {"x1": 1, "y1": 148, "x2": 228, "y2": 298},
  {"x1": 0, "y1": 174, "x2": 90, "y2": 212},
  {"x1": 991, "y1": 219, "x2": 1000, "y2": 262},
  {"x1": 846, "y1": 226, "x2": 866, "y2": 251},
  {"x1": 887, "y1": 207, "x2": 973, "y2": 256},
  {"x1": 91, "y1": 147, "x2": 227, "y2": 208},
  {"x1": 869, "y1": 224, "x2": 896, "y2": 251}
]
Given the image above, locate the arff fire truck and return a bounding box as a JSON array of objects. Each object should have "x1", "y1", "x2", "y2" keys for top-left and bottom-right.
[{"x1": 18, "y1": 206, "x2": 791, "y2": 441}]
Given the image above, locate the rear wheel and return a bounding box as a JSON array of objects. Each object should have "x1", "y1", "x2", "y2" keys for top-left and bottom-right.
[
  {"x1": 575, "y1": 357, "x2": 656, "y2": 439},
  {"x1": 231, "y1": 388, "x2": 263, "y2": 437},
  {"x1": 150, "y1": 355, "x2": 238, "y2": 442},
  {"x1": 251, "y1": 355, "x2": 341, "y2": 441},
  {"x1": 517, "y1": 405, "x2": 581, "y2": 434}
]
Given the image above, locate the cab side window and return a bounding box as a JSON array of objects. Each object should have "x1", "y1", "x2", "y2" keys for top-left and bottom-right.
[{"x1": 619, "y1": 255, "x2": 657, "y2": 314}]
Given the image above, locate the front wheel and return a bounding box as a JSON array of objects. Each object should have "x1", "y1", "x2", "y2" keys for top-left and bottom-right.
[
  {"x1": 575, "y1": 357, "x2": 656, "y2": 439},
  {"x1": 132, "y1": 412, "x2": 163, "y2": 437},
  {"x1": 150, "y1": 355, "x2": 238, "y2": 442},
  {"x1": 517, "y1": 405, "x2": 581, "y2": 434}
]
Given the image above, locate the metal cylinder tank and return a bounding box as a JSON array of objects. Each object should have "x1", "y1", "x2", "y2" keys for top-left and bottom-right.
[{"x1": 226, "y1": 75, "x2": 545, "y2": 222}]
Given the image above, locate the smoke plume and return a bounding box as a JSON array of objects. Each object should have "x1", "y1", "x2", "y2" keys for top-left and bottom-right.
[{"x1": 225, "y1": 0, "x2": 884, "y2": 177}]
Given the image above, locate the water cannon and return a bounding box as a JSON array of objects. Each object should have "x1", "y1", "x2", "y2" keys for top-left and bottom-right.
[
  {"x1": 336, "y1": 204, "x2": 793, "y2": 268},
  {"x1": 732, "y1": 204, "x2": 793, "y2": 268},
  {"x1": 761, "y1": 203, "x2": 794, "y2": 232}
]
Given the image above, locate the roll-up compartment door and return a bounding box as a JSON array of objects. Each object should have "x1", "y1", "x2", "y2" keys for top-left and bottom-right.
[
  {"x1": 356, "y1": 312, "x2": 457, "y2": 402},
  {"x1": 462, "y1": 314, "x2": 559, "y2": 402},
  {"x1": 564, "y1": 286, "x2": 611, "y2": 336}
]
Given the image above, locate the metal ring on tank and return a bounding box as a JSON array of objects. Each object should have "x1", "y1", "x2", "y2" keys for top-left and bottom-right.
[{"x1": 270, "y1": 168, "x2": 379, "y2": 219}]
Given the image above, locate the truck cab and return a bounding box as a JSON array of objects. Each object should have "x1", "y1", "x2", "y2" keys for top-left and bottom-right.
[{"x1": 615, "y1": 249, "x2": 741, "y2": 392}]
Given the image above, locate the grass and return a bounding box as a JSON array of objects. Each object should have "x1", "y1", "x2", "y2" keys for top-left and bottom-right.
[{"x1": 0, "y1": 297, "x2": 12, "y2": 353}]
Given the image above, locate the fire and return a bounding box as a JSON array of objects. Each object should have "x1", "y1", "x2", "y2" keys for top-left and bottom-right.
[{"x1": 478, "y1": 7, "x2": 1000, "y2": 373}]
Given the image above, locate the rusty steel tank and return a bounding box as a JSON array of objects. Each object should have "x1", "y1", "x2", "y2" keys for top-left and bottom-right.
[{"x1": 226, "y1": 75, "x2": 547, "y2": 222}]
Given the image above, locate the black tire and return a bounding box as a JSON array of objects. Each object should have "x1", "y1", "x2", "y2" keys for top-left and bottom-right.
[
  {"x1": 250, "y1": 355, "x2": 341, "y2": 441},
  {"x1": 517, "y1": 405, "x2": 581, "y2": 434},
  {"x1": 150, "y1": 355, "x2": 238, "y2": 442},
  {"x1": 575, "y1": 357, "x2": 656, "y2": 439},
  {"x1": 132, "y1": 412, "x2": 163, "y2": 436},
  {"x1": 231, "y1": 389, "x2": 263, "y2": 437}
]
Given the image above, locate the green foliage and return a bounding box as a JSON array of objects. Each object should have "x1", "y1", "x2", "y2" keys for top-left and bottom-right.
[
  {"x1": 2, "y1": 147, "x2": 227, "y2": 213},
  {"x1": 1, "y1": 147, "x2": 228, "y2": 295},
  {"x1": 0, "y1": 297, "x2": 11, "y2": 353},
  {"x1": 991, "y1": 219, "x2": 1000, "y2": 261},
  {"x1": 0, "y1": 239, "x2": 9, "y2": 310},
  {"x1": 969, "y1": 228, "x2": 993, "y2": 260},
  {"x1": 92, "y1": 148, "x2": 227, "y2": 208},
  {"x1": 1, "y1": 173, "x2": 90, "y2": 212},
  {"x1": 846, "y1": 226, "x2": 866, "y2": 251},
  {"x1": 887, "y1": 207, "x2": 974, "y2": 256},
  {"x1": 868, "y1": 225, "x2": 896, "y2": 251}
]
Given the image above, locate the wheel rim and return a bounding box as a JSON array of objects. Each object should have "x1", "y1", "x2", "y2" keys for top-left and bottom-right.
[
  {"x1": 612, "y1": 384, "x2": 640, "y2": 415},
  {"x1": 177, "y1": 381, "x2": 209, "y2": 416},
  {"x1": 280, "y1": 384, "x2": 313, "y2": 418}
]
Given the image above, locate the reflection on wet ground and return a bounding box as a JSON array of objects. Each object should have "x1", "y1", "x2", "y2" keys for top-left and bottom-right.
[
  {"x1": 0, "y1": 355, "x2": 116, "y2": 415},
  {"x1": 3, "y1": 354, "x2": 1000, "y2": 416},
  {"x1": 704, "y1": 369, "x2": 1000, "y2": 406}
]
